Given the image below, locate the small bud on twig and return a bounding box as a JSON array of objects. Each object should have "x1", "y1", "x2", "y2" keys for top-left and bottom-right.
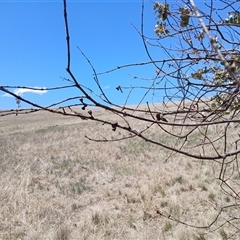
[
  {"x1": 116, "y1": 86, "x2": 123, "y2": 93},
  {"x1": 88, "y1": 110, "x2": 92, "y2": 116}
]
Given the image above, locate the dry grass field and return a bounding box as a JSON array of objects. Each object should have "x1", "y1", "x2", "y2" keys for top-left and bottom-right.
[{"x1": 0, "y1": 107, "x2": 239, "y2": 240}]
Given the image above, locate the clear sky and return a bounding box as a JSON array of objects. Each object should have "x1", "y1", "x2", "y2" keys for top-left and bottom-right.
[
  {"x1": 1, "y1": 0, "x2": 231, "y2": 110},
  {"x1": 1, "y1": 0, "x2": 161, "y2": 110}
]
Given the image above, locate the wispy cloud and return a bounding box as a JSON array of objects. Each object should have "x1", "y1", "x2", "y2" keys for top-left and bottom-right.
[
  {"x1": 2, "y1": 87, "x2": 47, "y2": 97},
  {"x1": 104, "y1": 85, "x2": 110, "y2": 89}
]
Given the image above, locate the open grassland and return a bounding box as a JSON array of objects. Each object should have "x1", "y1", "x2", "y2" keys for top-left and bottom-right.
[{"x1": 0, "y1": 107, "x2": 239, "y2": 240}]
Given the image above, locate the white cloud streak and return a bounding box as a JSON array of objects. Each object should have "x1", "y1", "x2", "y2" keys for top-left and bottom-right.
[
  {"x1": 2, "y1": 87, "x2": 47, "y2": 97},
  {"x1": 104, "y1": 85, "x2": 110, "y2": 89}
]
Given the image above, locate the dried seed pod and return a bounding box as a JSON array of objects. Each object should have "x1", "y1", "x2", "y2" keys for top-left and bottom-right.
[
  {"x1": 111, "y1": 122, "x2": 118, "y2": 131},
  {"x1": 156, "y1": 113, "x2": 168, "y2": 122},
  {"x1": 82, "y1": 104, "x2": 87, "y2": 110},
  {"x1": 156, "y1": 113, "x2": 161, "y2": 121},
  {"x1": 161, "y1": 117, "x2": 168, "y2": 122}
]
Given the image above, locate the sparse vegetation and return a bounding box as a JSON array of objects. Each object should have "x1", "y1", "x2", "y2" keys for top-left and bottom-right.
[{"x1": 1, "y1": 110, "x2": 239, "y2": 239}]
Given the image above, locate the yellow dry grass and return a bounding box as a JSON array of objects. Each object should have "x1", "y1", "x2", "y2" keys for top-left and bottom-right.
[{"x1": 0, "y1": 107, "x2": 238, "y2": 240}]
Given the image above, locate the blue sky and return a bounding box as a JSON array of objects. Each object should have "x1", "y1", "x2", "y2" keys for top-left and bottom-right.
[
  {"x1": 0, "y1": 0, "x2": 232, "y2": 110},
  {"x1": 1, "y1": 0, "x2": 161, "y2": 109}
]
